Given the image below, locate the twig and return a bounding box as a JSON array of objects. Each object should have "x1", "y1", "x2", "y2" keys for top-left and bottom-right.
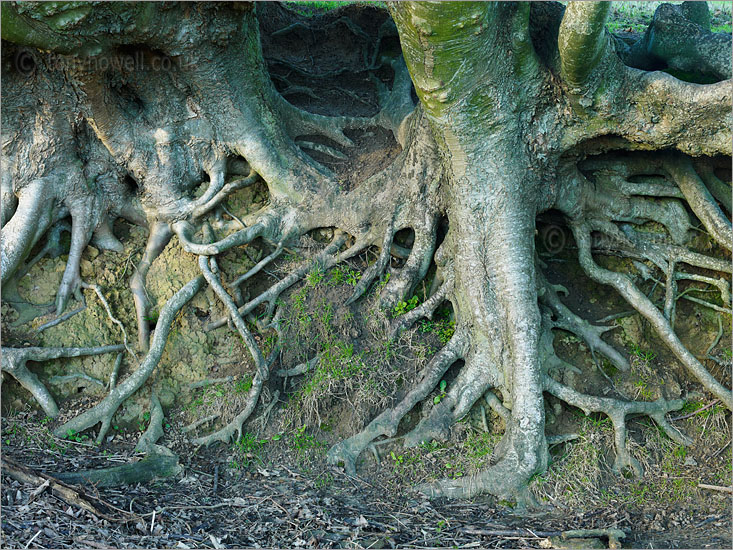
[
  {"x1": 698, "y1": 483, "x2": 733, "y2": 494},
  {"x1": 712, "y1": 440, "x2": 731, "y2": 458},
  {"x1": 182, "y1": 414, "x2": 220, "y2": 434},
  {"x1": 24, "y1": 530, "x2": 42, "y2": 549},
  {"x1": 36, "y1": 304, "x2": 86, "y2": 332},
  {"x1": 670, "y1": 400, "x2": 720, "y2": 421}
]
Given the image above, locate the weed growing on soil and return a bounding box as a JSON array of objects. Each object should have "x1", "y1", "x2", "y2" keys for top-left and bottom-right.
[{"x1": 281, "y1": 261, "x2": 423, "y2": 434}]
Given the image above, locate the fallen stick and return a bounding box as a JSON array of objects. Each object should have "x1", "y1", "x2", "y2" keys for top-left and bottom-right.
[
  {"x1": 698, "y1": 483, "x2": 733, "y2": 494},
  {"x1": 670, "y1": 399, "x2": 720, "y2": 421},
  {"x1": 460, "y1": 527, "x2": 626, "y2": 548},
  {"x1": 1, "y1": 455, "x2": 133, "y2": 522}
]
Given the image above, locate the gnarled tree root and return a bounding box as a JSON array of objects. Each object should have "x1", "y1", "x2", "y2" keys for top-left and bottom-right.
[
  {"x1": 544, "y1": 376, "x2": 690, "y2": 475},
  {"x1": 54, "y1": 276, "x2": 205, "y2": 443},
  {"x1": 327, "y1": 331, "x2": 466, "y2": 474},
  {"x1": 53, "y1": 451, "x2": 181, "y2": 488},
  {"x1": 1, "y1": 345, "x2": 124, "y2": 418}
]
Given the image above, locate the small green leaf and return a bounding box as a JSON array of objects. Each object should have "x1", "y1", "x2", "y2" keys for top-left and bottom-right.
[
  {"x1": 439, "y1": 380, "x2": 447, "y2": 392},
  {"x1": 433, "y1": 396, "x2": 441, "y2": 405}
]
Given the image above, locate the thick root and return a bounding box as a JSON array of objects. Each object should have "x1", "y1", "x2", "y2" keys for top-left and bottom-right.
[
  {"x1": 1, "y1": 345, "x2": 124, "y2": 418},
  {"x1": 131, "y1": 222, "x2": 173, "y2": 351},
  {"x1": 54, "y1": 451, "x2": 181, "y2": 488},
  {"x1": 135, "y1": 391, "x2": 165, "y2": 453},
  {"x1": 573, "y1": 224, "x2": 733, "y2": 409},
  {"x1": 544, "y1": 376, "x2": 690, "y2": 475},
  {"x1": 327, "y1": 331, "x2": 466, "y2": 474}
]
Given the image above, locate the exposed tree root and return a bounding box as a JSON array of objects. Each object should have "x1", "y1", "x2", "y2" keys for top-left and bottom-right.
[
  {"x1": 130, "y1": 222, "x2": 173, "y2": 352},
  {"x1": 2, "y1": 0, "x2": 730, "y2": 508},
  {"x1": 54, "y1": 276, "x2": 205, "y2": 443},
  {"x1": 207, "y1": 232, "x2": 348, "y2": 331},
  {"x1": 538, "y1": 272, "x2": 629, "y2": 372},
  {"x1": 53, "y1": 452, "x2": 181, "y2": 489},
  {"x1": 619, "y1": 1, "x2": 731, "y2": 81},
  {"x1": 572, "y1": 225, "x2": 732, "y2": 410},
  {"x1": 135, "y1": 392, "x2": 165, "y2": 454},
  {"x1": 327, "y1": 331, "x2": 466, "y2": 474},
  {"x1": 82, "y1": 282, "x2": 135, "y2": 359},
  {"x1": 544, "y1": 376, "x2": 689, "y2": 475},
  {"x1": 1, "y1": 345, "x2": 124, "y2": 418}
]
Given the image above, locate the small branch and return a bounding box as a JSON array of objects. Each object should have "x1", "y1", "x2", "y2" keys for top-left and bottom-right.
[
  {"x1": 182, "y1": 414, "x2": 220, "y2": 434},
  {"x1": 670, "y1": 400, "x2": 720, "y2": 421},
  {"x1": 230, "y1": 243, "x2": 283, "y2": 288},
  {"x1": 558, "y1": 2, "x2": 611, "y2": 89},
  {"x1": 53, "y1": 452, "x2": 181, "y2": 488},
  {"x1": 36, "y1": 304, "x2": 86, "y2": 333},
  {"x1": 278, "y1": 355, "x2": 319, "y2": 377},
  {"x1": 698, "y1": 483, "x2": 733, "y2": 494}
]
